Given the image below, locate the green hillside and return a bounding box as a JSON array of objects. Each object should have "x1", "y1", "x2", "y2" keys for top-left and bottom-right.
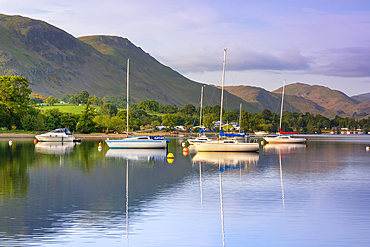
[{"x1": 0, "y1": 14, "x2": 259, "y2": 112}]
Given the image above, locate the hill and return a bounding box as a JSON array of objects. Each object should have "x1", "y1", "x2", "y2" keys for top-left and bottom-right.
[
  {"x1": 352, "y1": 93, "x2": 370, "y2": 103},
  {"x1": 0, "y1": 14, "x2": 259, "y2": 112},
  {"x1": 223, "y1": 83, "x2": 370, "y2": 119},
  {"x1": 273, "y1": 83, "x2": 370, "y2": 118}
]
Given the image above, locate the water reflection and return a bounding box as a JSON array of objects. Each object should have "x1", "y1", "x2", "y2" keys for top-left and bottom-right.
[
  {"x1": 105, "y1": 149, "x2": 167, "y2": 162},
  {"x1": 1, "y1": 138, "x2": 370, "y2": 246},
  {"x1": 35, "y1": 142, "x2": 75, "y2": 155},
  {"x1": 192, "y1": 152, "x2": 259, "y2": 167},
  {"x1": 191, "y1": 152, "x2": 260, "y2": 247},
  {"x1": 263, "y1": 143, "x2": 307, "y2": 154}
]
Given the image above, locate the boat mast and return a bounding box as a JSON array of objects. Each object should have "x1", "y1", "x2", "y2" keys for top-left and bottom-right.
[
  {"x1": 279, "y1": 79, "x2": 286, "y2": 134},
  {"x1": 219, "y1": 49, "x2": 227, "y2": 133},
  {"x1": 126, "y1": 58, "x2": 130, "y2": 138},
  {"x1": 239, "y1": 103, "x2": 242, "y2": 133},
  {"x1": 200, "y1": 85, "x2": 204, "y2": 129}
]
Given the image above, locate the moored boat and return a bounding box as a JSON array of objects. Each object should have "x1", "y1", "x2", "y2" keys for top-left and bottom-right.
[
  {"x1": 263, "y1": 80, "x2": 307, "y2": 144},
  {"x1": 192, "y1": 138, "x2": 259, "y2": 152},
  {"x1": 105, "y1": 58, "x2": 169, "y2": 149},
  {"x1": 35, "y1": 128, "x2": 76, "y2": 142},
  {"x1": 191, "y1": 49, "x2": 258, "y2": 152},
  {"x1": 105, "y1": 136, "x2": 169, "y2": 149}
]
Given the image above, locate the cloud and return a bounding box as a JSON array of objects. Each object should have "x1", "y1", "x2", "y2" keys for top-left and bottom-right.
[
  {"x1": 158, "y1": 48, "x2": 311, "y2": 74},
  {"x1": 311, "y1": 47, "x2": 370, "y2": 77}
]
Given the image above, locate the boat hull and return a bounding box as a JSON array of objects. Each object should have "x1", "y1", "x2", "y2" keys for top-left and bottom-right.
[
  {"x1": 192, "y1": 141, "x2": 259, "y2": 152},
  {"x1": 35, "y1": 134, "x2": 75, "y2": 142},
  {"x1": 263, "y1": 136, "x2": 307, "y2": 144},
  {"x1": 105, "y1": 139, "x2": 167, "y2": 149}
]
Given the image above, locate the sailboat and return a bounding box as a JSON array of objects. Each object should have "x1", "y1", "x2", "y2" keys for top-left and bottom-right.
[
  {"x1": 105, "y1": 59, "x2": 170, "y2": 149},
  {"x1": 192, "y1": 49, "x2": 259, "y2": 152},
  {"x1": 187, "y1": 85, "x2": 214, "y2": 144},
  {"x1": 263, "y1": 80, "x2": 307, "y2": 144}
]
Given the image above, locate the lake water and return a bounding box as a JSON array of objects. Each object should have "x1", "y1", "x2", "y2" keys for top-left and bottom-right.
[{"x1": 1, "y1": 136, "x2": 370, "y2": 246}]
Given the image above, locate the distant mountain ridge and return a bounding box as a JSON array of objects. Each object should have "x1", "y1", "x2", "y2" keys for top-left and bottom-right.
[
  {"x1": 0, "y1": 14, "x2": 369, "y2": 118},
  {"x1": 352, "y1": 92, "x2": 370, "y2": 103},
  {"x1": 223, "y1": 83, "x2": 370, "y2": 119},
  {"x1": 0, "y1": 14, "x2": 258, "y2": 112}
]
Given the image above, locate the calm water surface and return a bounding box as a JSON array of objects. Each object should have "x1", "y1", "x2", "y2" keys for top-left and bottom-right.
[{"x1": 0, "y1": 136, "x2": 370, "y2": 246}]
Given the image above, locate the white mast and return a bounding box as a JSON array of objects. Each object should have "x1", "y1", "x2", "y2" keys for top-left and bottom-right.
[
  {"x1": 200, "y1": 85, "x2": 204, "y2": 128},
  {"x1": 279, "y1": 79, "x2": 286, "y2": 134},
  {"x1": 219, "y1": 49, "x2": 227, "y2": 133},
  {"x1": 239, "y1": 103, "x2": 242, "y2": 133},
  {"x1": 126, "y1": 59, "x2": 130, "y2": 138}
]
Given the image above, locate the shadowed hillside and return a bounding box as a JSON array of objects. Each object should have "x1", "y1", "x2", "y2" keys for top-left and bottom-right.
[{"x1": 0, "y1": 14, "x2": 259, "y2": 111}]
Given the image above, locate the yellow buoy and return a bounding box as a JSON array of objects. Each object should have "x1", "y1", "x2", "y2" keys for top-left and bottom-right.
[
  {"x1": 167, "y1": 153, "x2": 174, "y2": 163},
  {"x1": 99, "y1": 142, "x2": 102, "y2": 147}
]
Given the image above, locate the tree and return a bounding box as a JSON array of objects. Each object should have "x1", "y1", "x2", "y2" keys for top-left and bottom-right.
[
  {"x1": 261, "y1": 109, "x2": 272, "y2": 119},
  {"x1": 69, "y1": 96, "x2": 77, "y2": 104},
  {"x1": 138, "y1": 100, "x2": 159, "y2": 112},
  {"x1": 76, "y1": 90, "x2": 90, "y2": 104},
  {"x1": 46, "y1": 96, "x2": 58, "y2": 106},
  {"x1": 76, "y1": 98, "x2": 97, "y2": 133},
  {"x1": 0, "y1": 76, "x2": 32, "y2": 120},
  {"x1": 158, "y1": 104, "x2": 169, "y2": 114},
  {"x1": 162, "y1": 114, "x2": 177, "y2": 128},
  {"x1": 181, "y1": 104, "x2": 196, "y2": 115},
  {"x1": 101, "y1": 103, "x2": 118, "y2": 117},
  {"x1": 168, "y1": 104, "x2": 178, "y2": 114}
]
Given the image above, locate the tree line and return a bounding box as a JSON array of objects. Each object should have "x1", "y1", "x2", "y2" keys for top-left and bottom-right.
[{"x1": 1, "y1": 76, "x2": 369, "y2": 134}]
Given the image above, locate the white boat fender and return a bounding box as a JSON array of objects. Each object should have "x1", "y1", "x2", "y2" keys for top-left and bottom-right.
[
  {"x1": 366, "y1": 146, "x2": 369, "y2": 151},
  {"x1": 9, "y1": 140, "x2": 12, "y2": 146}
]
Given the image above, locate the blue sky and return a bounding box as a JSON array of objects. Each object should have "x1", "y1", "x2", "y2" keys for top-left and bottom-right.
[{"x1": 1, "y1": 0, "x2": 370, "y2": 96}]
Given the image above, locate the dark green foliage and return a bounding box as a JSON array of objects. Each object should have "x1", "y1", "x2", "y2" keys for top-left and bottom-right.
[
  {"x1": 0, "y1": 76, "x2": 32, "y2": 121},
  {"x1": 29, "y1": 98, "x2": 43, "y2": 105},
  {"x1": 181, "y1": 104, "x2": 196, "y2": 115},
  {"x1": 101, "y1": 103, "x2": 118, "y2": 117},
  {"x1": 138, "y1": 100, "x2": 159, "y2": 112},
  {"x1": 76, "y1": 91, "x2": 90, "y2": 104},
  {"x1": 76, "y1": 98, "x2": 97, "y2": 133}
]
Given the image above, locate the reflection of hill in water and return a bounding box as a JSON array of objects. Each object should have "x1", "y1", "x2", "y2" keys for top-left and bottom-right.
[
  {"x1": 105, "y1": 149, "x2": 167, "y2": 162},
  {"x1": 35, "y1": 142, "x2": 75, "y2": 155},
  {"x1": 192, "y1": 152, "x2": 259, "y2": 166},
  {"x1": 263, "y1": 143, "x2": 307, "y2": 154}
]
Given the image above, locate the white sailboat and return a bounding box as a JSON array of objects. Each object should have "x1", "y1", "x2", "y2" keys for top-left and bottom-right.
[
  {"x1": 105, "y1": 59, "x2": 170, "y2": 149},
  {"x1": 187, "y1": 85, "x2": 213, "y2": 144},
  {"x1": 263, "y1": 80, "x2": 307, "y2": 144},
  {"x1": 192, "y1": 49, "x2": 259, "y2": 152}
]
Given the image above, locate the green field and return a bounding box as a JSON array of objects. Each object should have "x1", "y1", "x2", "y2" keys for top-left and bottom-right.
[{"x1": 35, "y1": 103, "x2": 100, "y2": 114}]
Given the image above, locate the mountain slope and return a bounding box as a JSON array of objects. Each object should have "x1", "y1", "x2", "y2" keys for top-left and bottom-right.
[
  {"x1": 223, "y1": 85, "x2": 299, "y2": 112},
  {"x1": 273, "y1": 83, "x2": 370, "y2": 118},
  {"x1": 78, "y1": 35, "x2": 259, "y2": 112},
  {"x1": 0, "y1": 14, "x2": 259, "y2": 112},
  {"x1": 352, "y1": 93, "x2": 370, "y2": 103},
  {"x1": 223, "y1": 85, "x2": 330, "y2": 116}
]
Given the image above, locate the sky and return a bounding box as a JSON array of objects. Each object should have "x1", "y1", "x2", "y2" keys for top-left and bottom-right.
[{"x1": 1, "y1": 0, "x2": 370, "y2": 96}]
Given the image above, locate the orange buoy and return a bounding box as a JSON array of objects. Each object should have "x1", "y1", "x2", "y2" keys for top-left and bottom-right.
[
  {"x1": 99, "y1": 142, "x2": 102, "y2": 147},
  {"x1": 34, "y1": 139, "x2": 38, "y2": 144},
  {"x1": 182, "y1": 147, "x2": 189, "y2": 156}
]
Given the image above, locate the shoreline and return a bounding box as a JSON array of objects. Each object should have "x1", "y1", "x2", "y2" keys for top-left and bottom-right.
[{"x1": 0, "y1": 132, "x2": 188, "y2": 139}]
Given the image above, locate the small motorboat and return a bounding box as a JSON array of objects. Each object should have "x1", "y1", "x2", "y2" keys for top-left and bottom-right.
[{"x1": 35, "y1": 128, "x2": 80, "y2": 142}]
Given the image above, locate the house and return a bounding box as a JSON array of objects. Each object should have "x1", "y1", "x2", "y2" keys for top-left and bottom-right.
[{"x1": 175, "y1": 126, "x2": 186, "y2": 131}]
